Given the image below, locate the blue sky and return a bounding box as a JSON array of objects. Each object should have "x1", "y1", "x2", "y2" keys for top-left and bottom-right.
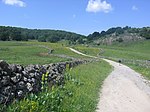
[{"x1": 0, "y1": 0, "x2": 150, "y2": 35}]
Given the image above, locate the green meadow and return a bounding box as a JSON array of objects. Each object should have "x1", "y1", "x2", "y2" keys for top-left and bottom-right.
[
  {"x1": 0, "y1": 40, "x2": 150, "y2": 112},
  {"x1": 0, "y1": 41, "x2": 87, "y2": 65},
  {"x1": 74, "y1": 40, "x2": 150, "y2": 80},
  {"x1": 0, "y1": 41, "x2": 112, "y2": 112},
  {"x1": 98, "y1": 40, "x2": 150, "y2": 80}
]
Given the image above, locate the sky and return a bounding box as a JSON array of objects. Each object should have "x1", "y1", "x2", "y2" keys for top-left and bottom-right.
[{"x1": 0, "y1": 0, "x2": 150, "y2": 35}]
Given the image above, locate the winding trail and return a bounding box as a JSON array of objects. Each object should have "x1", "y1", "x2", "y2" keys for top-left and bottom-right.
[
  {"x1": 69, "y1": 47, "x2": 150, "y2": 112},
  {"x1": 68, "y1": 48, "x2": 98, "y2": 58}
]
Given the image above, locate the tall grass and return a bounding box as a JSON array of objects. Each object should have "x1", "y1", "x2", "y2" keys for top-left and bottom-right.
[{"x1": 59, "y1": 60, "x2": 111, "y2": 112}]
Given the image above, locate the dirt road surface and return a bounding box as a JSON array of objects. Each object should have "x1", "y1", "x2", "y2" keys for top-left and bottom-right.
[
  {"x1": 96, "y1": 59, "x2": 150, "y2": 112},
  {"x1": 68, "y1": 47, "x2": 150, "y2": 112}
]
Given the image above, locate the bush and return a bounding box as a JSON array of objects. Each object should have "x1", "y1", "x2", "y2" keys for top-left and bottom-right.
[{"x1": 117, "y1": 38, "x2": 123, "y2": 42}]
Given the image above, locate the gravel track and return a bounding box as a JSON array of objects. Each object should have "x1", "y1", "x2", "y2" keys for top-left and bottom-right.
[
  {"x1": 96, "y1": 59, "x2": 150, "y2": 112},
  {"x1": 69, "y1": 47, "x2": 150, "y2": 112}
]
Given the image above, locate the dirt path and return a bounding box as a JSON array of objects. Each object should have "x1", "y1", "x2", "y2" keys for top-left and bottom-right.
[
  {"x1": 96, "y1": 59, "x2": 150, "y2": 112},
  {"x1": 69, "y1": 47, "x2": 150, "y2": 112},
  {"x1": 68, "y1": 48, "x2": 98, "y2": 58}
]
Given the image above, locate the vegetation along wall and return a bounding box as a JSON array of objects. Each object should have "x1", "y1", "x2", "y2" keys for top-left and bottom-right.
[{"x1": 0, "y1": 60, "x2": 88, "y2": 105}]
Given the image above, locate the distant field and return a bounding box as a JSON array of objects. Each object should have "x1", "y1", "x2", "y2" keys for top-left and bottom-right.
[
  {"x1": 74, "y1": 40, "x2": 150, "y2": 80},
  {"x1": 99, "y1": 40, "x2": 150, "y2": 60},
  {"x1": 0, "y1": 41, "x2": 86, "y2": 65},
  {"x1": 99, "y1": 40, "x2": 150, "y2": 80},
  {"x1": 74, "y1": 46, "x2": 100, "y2": 56}
]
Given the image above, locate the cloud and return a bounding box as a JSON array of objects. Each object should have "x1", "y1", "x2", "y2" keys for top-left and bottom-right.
[
  {"x1": 132, "y1": 5, "x2": 138, "y2": 11},
  {"x1": 86, "y1": 0, "x2": 112, "y2": 13},
  {"x1": 2, "y1": 0, "x2": 26, "y2": 7}
]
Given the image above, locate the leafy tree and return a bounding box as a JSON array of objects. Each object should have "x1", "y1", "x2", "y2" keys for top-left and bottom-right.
[
  {"x1": 47, "y1": 36, "x2": 60, "y2": 43},
  {"x1": 0, "y1": 32, "x2": 9, "y2": 41},
  {"x1": 140, "y1": 27, "x2": 150, "y2": 39},
  {"x1": 117, "y1": 38, "x2": 123, "y2": 42},
  {"x1": 116, "y1": 27, "x2": 124, "y2": 34},
  {"x1": 100, "y1": 31, "x2": 106, "y2": 36},
  {"x1": 0, "y1": 26, "x2": 86, "y2": 43}
]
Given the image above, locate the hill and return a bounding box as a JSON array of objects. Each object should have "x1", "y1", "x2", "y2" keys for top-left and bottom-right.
[
  {"x1": 87, "y1": 26, "x2": 150, "y2": 45},
  {"x1": 0, "y1": 26, "x2": 150, "y2": 45},
  {"x1": 0, "y1": 26, "x2": 86, "y2": 44}
]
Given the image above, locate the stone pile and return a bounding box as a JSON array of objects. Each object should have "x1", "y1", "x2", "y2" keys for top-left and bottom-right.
[{"x1": 0, "y1": 60, "x2": 87, "y2": 104}]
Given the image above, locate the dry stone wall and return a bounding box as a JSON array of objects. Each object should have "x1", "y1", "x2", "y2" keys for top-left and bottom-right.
[{"x1": 0, "y1": 60, "x2": 88, "y2": 104}]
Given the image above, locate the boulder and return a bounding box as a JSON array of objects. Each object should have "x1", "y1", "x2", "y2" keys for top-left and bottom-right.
[
  {"x1": 0, "y1": 94, "x2": 7, "y2": 104},
  {"x1": 16, "y1": 65, "x2": 23, "y2": 73},
  {"x1": 0, "y1": 60, "x2": 9, "y2": 70},
  {"x1": 0, "y1": 86, "x2": 12, "y2": 96},
  {"x1": 17, "y1": 90, "x2": 24, "y2": 99},
  {"x1": 9, "y1": 64, "x2": 17, "y2": 72},
  {"x1": 26, "y1": 83, "x2": 33, "y2": 92},
  {"x1": 16, "y1": 81, "x2": 25, "y2": 90},
  {"x1": 0, "y1": 60, "x2": 11, "y2": 74},
  {"x1": 1, "y1": 76, "x2": 10, "y2": 86},
  {"x1": 10, "y1": 73, "x2": 22, "y2": 83},
  {"x1": 24, "y1": 65, "x2": 35, "y2": 73},
  {"x1": 23, "y1": 76, "x2": 28, "y2": 82}
]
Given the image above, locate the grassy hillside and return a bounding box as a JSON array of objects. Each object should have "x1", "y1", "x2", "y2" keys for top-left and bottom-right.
[
  {"x1": 73, "y1": 45, "x2": 100, "y2": 56},
  {"x1": 0, "y1": 41, "x2": 87, "y2": 65},
  {"x1": 100, "y1": 40, "x2": 150, "y2": 80},
  {"x1": 0, "y1": 26, "x2": 86, "y2": 44},
  {"x1": 99, "y1": 40, "x2": 150, "y2": 60},
  {"x1": 87, "y1": 26, "x2": 150, "y2": 45},
  {"x1": 74, "y1": 40, "x2": 150, "y2": 80}
]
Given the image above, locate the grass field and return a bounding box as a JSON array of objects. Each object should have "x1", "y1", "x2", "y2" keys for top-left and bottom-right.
[
  {"x1": 74, "y1": 40, "x2": 150, "y2": 80},
  {"x1": 60, "y1": 60, "x2": 111, "y2": 112},
  {"x1": 99, "y1": 40, "x2": 150, "y2": 80},
  {"x1": 73, "y1": 45, "x2": 100, "y2": 57},
  {"x1": 1, "y1": 40, "x2": 149, "y2": 111},
  {"x1": 0, "y1": 41, "x2": 112, "y2": 112},
  {"x1": 99, "y1": 40, "x2": 150, "y2": 60},
  {"x1": 0, "y1": 41, "x2": 86, "y2": 65}
]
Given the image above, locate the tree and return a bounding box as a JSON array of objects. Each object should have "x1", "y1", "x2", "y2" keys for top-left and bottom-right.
[
  {"x1": 78, "y1": 38, "x2": 84, "y2": 44},
  {"x1": 47, "y1": 36, "x2": 60, "y2": 43},
  {"x1": 117, "y1": 38, "x2": 123, "y2": 42},
  {"x1": 100, "y1": 31, "x2": 106, "y2": 36},
  {"x1": 0, "y1": 32, "x2": 9, "y2": 41},
  {"x1": 140, "y1": 27, "x2": 150, "y2": 39},
  {"x1": 0, "y1": 26, "x2": 86, "y2": 43},
  {"x1": 116, "y1": 27, "x2": 124, "y2": 34},
  {"x1": 38, "y1": 36, "x2": 46, "y2": 42},
  {"x1": 10, "y1": 31, "x2": 22, "y2": 41}
]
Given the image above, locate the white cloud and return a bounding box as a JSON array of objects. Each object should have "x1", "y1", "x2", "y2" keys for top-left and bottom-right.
[
  {"x1": 86, "y1": 0, "x2": 112, "y2": 13},
  {"x1": 132, "y1": 5, "x2": 138, "y2": 11},
  {"x1": 2, "y1": 0, "x2": 26, "y2": 7}
]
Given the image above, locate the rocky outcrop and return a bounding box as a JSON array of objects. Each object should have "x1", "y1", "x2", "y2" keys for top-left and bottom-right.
[{"x1": 0, "y1": 60, "x2": 87, "y2": 104}]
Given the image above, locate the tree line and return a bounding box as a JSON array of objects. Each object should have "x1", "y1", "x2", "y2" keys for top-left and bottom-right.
[
  {"x1": 87, "y1": 26, "x2": 150, "y2": 41},
  {"x1": 0, "y1": 26, "x2": 149, "y2": 44},
  {"x1": 0, "y1": 26, "x2": 86, "y2": 44}
]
